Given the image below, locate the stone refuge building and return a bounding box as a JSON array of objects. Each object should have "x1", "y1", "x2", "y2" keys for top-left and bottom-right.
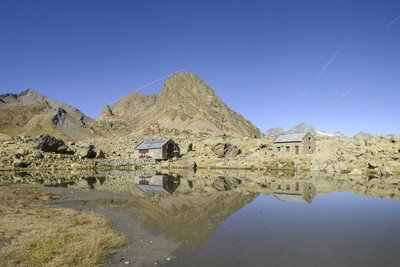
[
  {"x1": 134, "y1": 139, "x2": 180, "y2": 160},
  {"x1": 273, "y1": 181, "x2": 316, "y2": 203},
  {"x1": 273, "y1": 132, "x2": 316, "y2": 155},
  {"x1": 135, "y1": 173, "x2": 181, "y2": 194}
]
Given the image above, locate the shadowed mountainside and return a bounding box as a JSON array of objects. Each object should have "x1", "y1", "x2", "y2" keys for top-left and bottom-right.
[{"x1": 0, "y1": 89, "x2": 95, "y2": 140}]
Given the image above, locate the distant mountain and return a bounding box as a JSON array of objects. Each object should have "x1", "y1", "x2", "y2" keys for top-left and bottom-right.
[
  {"x1": 265, "y1": 123, "x2": 346, "y2": 140},
  {"x1": 98, "y1": 72, "x2": 261, "y2": 138},
  {"x1": 316, "y1": 131, "x2": 346, "y2": 138},
  {"x1": 353, "y1": 132, "x2": 373, "y2": 138},
  {"x1": 265, "y1": 127, "x2": 285, "y2": 140},
  {"x1": 0, "y1": 89, "x2": 95, "y2": 140},
  {"x1": 287, "y1": 123, "x2": 316, "y2": 134}
]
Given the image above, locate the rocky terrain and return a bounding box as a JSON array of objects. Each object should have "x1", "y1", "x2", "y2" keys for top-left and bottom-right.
[
  {"x1": 0, "y1": 130, "x2": 399, "y2": 179},
  {"x1": 0, "y1": 73, "x2": 399, "y2": 178}
]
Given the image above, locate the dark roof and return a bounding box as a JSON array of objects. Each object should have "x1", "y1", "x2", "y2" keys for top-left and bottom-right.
[
  {"x1": 273, "y1": 133, "x2": 308, "y2": 143},
  {"x1": 135, "y1": 139, "x2": 170, "y2": 149}
]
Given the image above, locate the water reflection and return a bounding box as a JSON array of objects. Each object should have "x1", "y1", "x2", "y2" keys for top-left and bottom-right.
[
  {"x1": 1, "y1": 170, "x2": 400, "y2": 266},
  {"x1": 136, "y1": 173, "x2": 181, "y2": 194},
  {"x1": 273, "y1": 181, "x2": 316, "y2": 203}
]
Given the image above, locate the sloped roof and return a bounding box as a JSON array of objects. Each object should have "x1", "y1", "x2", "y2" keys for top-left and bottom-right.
[
  {"x1": 135, "y1": 139, "x2": 170, "y2": 149},
  {"x1": 135, "y1": 184, "x2": 170, "y2": 194},
  {"x1": 273, "y1": 133, "x2": 308, "y2": 143},
  {"x1": 273, "y1": 193, "x2": 308, "y2": 203}
]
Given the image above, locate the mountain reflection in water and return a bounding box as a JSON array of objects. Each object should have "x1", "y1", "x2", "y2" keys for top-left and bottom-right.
[{"x1": 1, "y1": 170, "x2": 400, "y2": 266}]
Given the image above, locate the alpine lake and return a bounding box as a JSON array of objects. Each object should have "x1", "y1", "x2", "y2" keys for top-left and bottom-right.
[{"x1": 1, "y1": 169, "x2": 400, "y2": 267}]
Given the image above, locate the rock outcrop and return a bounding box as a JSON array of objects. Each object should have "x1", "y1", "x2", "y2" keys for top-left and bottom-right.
[
  {"x1": 34, "y1": 134, "x2": 69, "y2": 154},
  {"x1": 212, "y1": 143, "x2": 242, "y2": 158}
]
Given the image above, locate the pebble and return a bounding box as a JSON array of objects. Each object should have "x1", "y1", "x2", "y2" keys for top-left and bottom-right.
[{"x1": 124, "y1": 261, "x2": 130, "y2": 265}]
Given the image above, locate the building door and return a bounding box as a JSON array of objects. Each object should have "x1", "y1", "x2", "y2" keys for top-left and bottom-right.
[
  {"x1": 167, "y1": 143, "x2": 174, "y2": 158},
  {"x1": 295, "y1": 146, "x2": 299, "y2": 155},
  {"x1": 139, "y1": 149, "x2": 149, "y2": 158}
]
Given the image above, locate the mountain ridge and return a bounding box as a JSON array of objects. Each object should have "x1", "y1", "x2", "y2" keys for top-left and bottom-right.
[
  {"x1": 0, "y1": 89, "x2": 95, "y2": 140},
  {"x1": 98, "y1": 72, "x2": 261, "y2": 138}
]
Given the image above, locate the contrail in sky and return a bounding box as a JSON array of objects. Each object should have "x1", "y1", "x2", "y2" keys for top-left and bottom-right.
[
  {"x1": 134, "y1": 63, "x2": 201, "y2": 92},
  {"x1": 333, "y1": 81, "x2": 364, "y2": 103},
  {"x1": 110, "y1": 63, "x2": 200, "y2": 105},
  {"x1": 385, "y1": 15, "x2": 400, "y2": 29},
  {"x1": 300, "y1": 40, "x2": 349, "y2": 99}
]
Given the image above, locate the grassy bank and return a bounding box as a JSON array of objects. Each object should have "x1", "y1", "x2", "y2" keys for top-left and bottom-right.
[{"x1": 0, "y1": 184, "x2": 128, "y2": 267}]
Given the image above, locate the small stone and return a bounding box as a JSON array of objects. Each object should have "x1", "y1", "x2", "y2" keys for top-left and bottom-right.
[{"x1": 124, "y1": 261, "x2": 130, "y2": 265}]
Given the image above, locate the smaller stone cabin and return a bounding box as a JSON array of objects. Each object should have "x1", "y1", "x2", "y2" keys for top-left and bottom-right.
[
  {"x1": 135, "y1": 173, "x2": 181, "y2": 194},
  {"x1": 273, "y1": 132, "x2": 316, "y2": 155},
  {"x1": 273, "y1": 181, "x2": 316, "y2": 203},
  {"x1": 134, "y1": 139, "x2": 180, "y2": 160}
]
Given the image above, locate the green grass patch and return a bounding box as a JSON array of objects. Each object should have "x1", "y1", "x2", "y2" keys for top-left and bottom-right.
[{"x1": 29, "y1": 231, "x2": 78, "y2": 266}]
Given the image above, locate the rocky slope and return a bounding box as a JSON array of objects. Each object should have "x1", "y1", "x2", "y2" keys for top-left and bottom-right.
[
  {"x1": 0, "y1": 89, "x2": 95, "y2": 140},
  {"x1": 97, "y1": 72, "x2": 261, "y2": 138}
]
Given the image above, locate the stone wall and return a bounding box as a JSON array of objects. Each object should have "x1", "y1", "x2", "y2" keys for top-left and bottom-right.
[{"x1": 273, "y1": 133, "x2": 316, "y2": 156}]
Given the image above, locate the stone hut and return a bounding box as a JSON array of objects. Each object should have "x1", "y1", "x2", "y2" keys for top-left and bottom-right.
[
  {"x1": 134, "y1": 139, "x2": 180, "y2": 160},
  {"x1": 135, "y1": 173, "x2": 180, "y2": 194},
  {"x1": 273, "y1": 132, "x2": 316, "y2": 155},
  {"x1": 273, "y1": 181, "x2": 316, "y2": 203}
]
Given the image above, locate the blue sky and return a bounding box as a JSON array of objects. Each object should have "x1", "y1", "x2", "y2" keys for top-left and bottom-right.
[{"x1": 1, "y1": 0, "x2": 399, "y2": 135}]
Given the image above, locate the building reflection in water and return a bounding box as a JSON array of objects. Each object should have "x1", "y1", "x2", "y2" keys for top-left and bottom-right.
[
  {"x1": 135, "y1": 173, "x2": 181, "y2": 194},
  {"x1": 273, "y1": 181, "x2": 316, "y2": 203}
]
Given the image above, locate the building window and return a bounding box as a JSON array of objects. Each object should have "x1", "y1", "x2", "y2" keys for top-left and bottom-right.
[
  {"x1": 286, "y1": 146, "x2": 290, "y2": 152},
  {"x1": 309, "y1": 146, "x2": 311, "y2": 152},
  {"x1": 277, "y1": 146, "x2": 281, "y2": 152}
]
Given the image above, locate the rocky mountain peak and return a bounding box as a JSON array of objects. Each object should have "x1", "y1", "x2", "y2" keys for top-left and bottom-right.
[
  {"x1": 96, "y1": 72, "x2": 261, "y2": 137},
  {"x1": 287, "y1": 122, "x2": 316, "y2": 134},
  {"x1": 265, "y1": 127, "x2": 285, "y2": 140},
  {"x1": 161, "y1": 72, "x2": 214, "y2": 96},
  {"x1": 0, "y1": 89, "x2": 94, "y2": 140},
  {"x1": 98, "y1": 105, "x2": 114, "y2": 120}
]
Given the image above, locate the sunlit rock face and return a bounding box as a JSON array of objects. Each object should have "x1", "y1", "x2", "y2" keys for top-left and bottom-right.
[{"x1": 96, "y1": 72, "x2": 261, "y2": 138}]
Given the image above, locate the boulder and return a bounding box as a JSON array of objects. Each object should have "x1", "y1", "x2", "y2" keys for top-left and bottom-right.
[
  {"x1": 367, "y1": 162, "x2": 379, "y2": 169},
  {"x1": 380, "y1": 167, "x2": 393, "y2": 177},
  {"x1": 212, "y1": 143, "x2": 241, "y2": 158},
  {"x1": 34, "y1": 151, "x2": 44, "y2": 160},
  {"x1": 349, "y1": 168, "x2": 363, "y2": 175},
  {"x1": 16, "y1": 148, "x2": 28, "y2": 156},
  {"x1": 34, "y1": 134, "x2": 68, "y2": 153},
  {"x1": 212, "y1": 177, "x2": 241, "y2": 191},
  {"x1": 13, "y1": 159, "x2": 30, "y2": 168},
  {"x1": 96, "y1": 149, "x2": 106, "y2": 159},
  {"x1": 76, "y1": 144, "x2": 97, "y2": 159}
]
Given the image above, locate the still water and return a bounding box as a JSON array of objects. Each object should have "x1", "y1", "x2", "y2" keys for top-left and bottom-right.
[
  {"x1": 1, "y1": 170, "x2": 400, "y2": 266},
  {"x1": 169, "y1": 193, "x2": 400, "y2": 267}
]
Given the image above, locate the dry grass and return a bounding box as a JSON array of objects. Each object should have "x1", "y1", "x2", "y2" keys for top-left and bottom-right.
[{"x1": 0, "y1": 184, "x2": 128, "y2": 267}]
